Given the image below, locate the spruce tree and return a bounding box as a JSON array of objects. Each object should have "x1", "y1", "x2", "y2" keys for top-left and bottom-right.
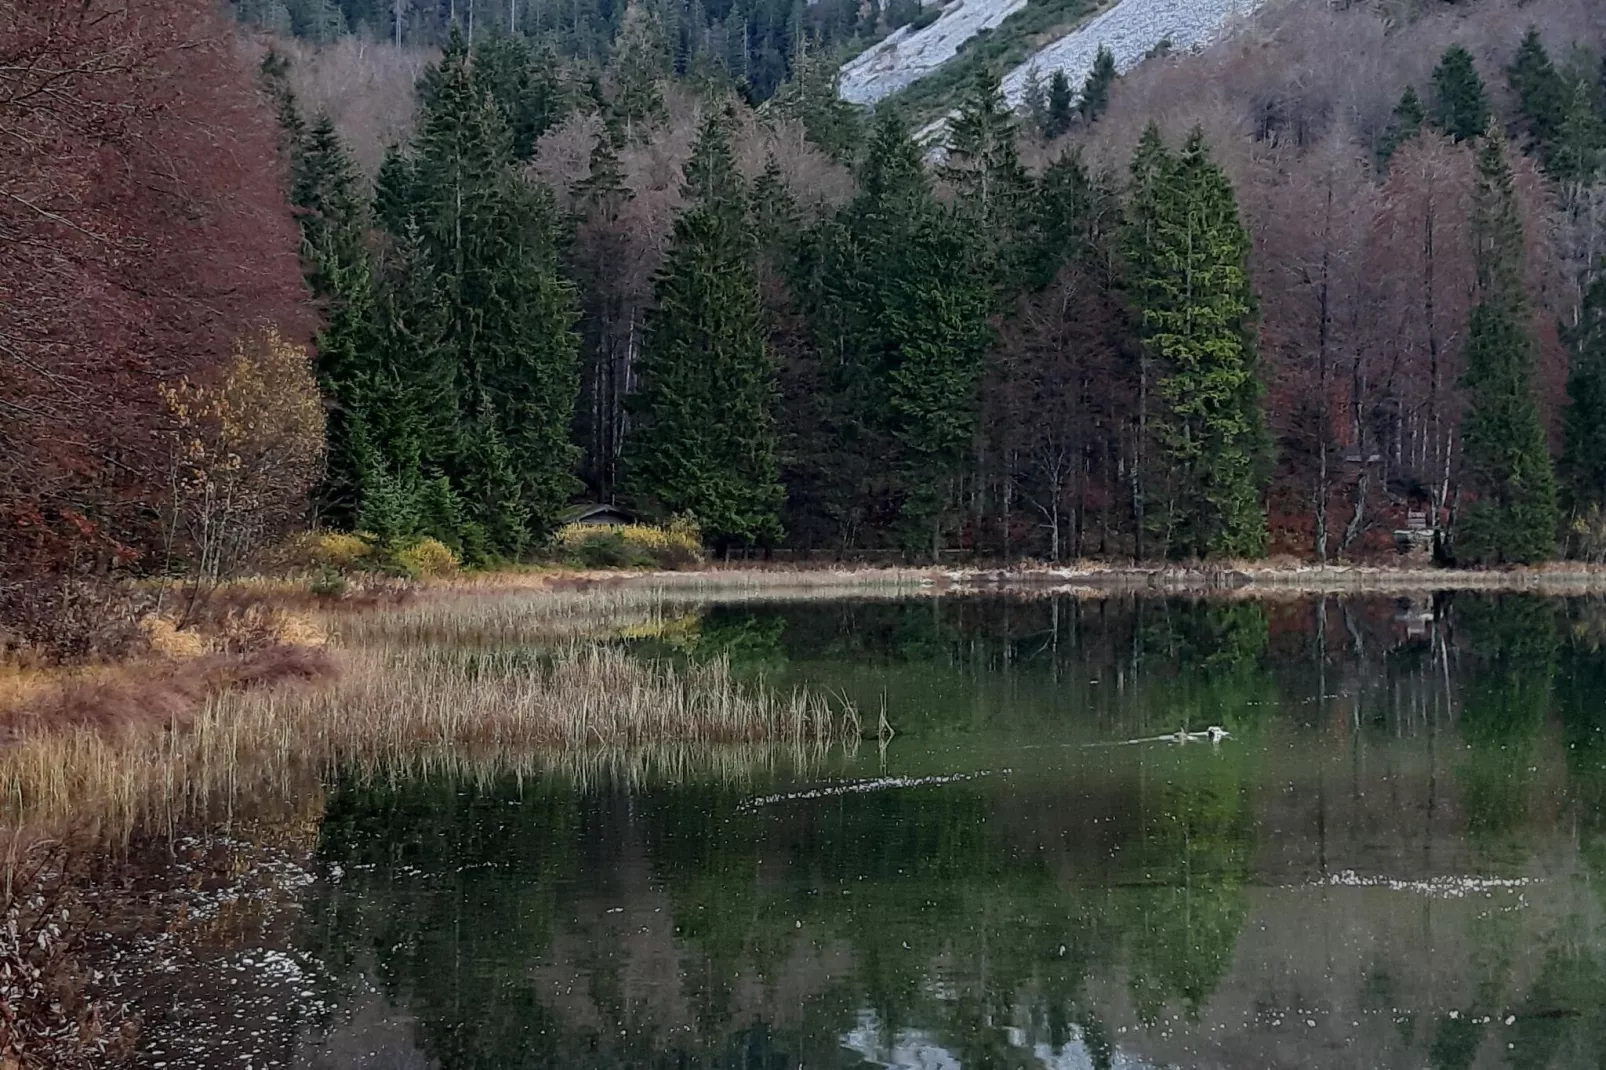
[
  {"x1": 795, "y1": 111, "x2": 992, "y2": 557},
  {"x1": 1378, "y1": 85, "x2": 1424, "y2": 169},
  {"x1": 1506, "y1": 28, "x2": 1566, "y2": 160},
  {"x1": 1125, "y1": 127, "x2": 1268, "y2": 558},
  {"x1": 612, "y1": 0, "x2": 668, "y2": 139},
  {"x1": 1079, "y1": 45, "x2": 1117, "y2": 123},
  {"x1": 621, "y1": 107, "x2": 783, "y2": 546},
  {"x1": 1455, "y1": 123, "x2": 1559, "y2": 564},
  {"x1": 409, "y1": 28, "x2": 580, "y2": 551},
  {"x1": 1548, "y1": 79, "x2": 1605, "y2": 190},
  {"x1": 766, "y1": 42, "x2": 863, "y2": 163},
  {"x1": 1560, "y1": 275, "x2": 1606, "y2": 522},
  {"x1": 1045, "y1": 69, "x2": 1075, "y2": 139},
  {"x1": 470, "y1": 34, "x2": 570, "y2": 160},
  {"x1": 1431, "y1": 45, "x2": 1491, "y2": 143},
  {"x1": 373, "y1": 143, "x2": 417, "y2": 234},
  {"x1": 942, "y1": 71, "x2": 1030, "y2": 289}
]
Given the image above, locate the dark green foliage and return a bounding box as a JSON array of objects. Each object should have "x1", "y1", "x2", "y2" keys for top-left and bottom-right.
[
  {"x1": 795, "y1": 111, "x2": 993, "y2": 556},
  {"x1": 1561, "y1": 276, "x2": 1606, "y2": 519},
  {"x1": 1079, "y1": 45, "x2": 1116, "y2": 122},
  {"x1": 1431, "y1": 45, "x2": 1491, "y2": 143},
  {"x1": 1123, "y1": 126, "x2": 1268, "y2": 559},
  {"x1": 1548, "y1": 79, "x2": 1606, "y2": 188},
  {"x1": 765, "y1": 44, "x2": 864, "y2": 164},
  {"x1": 1455, "y1": 128, "x2": 1558, "y2": 565},
  {"x1": 1506, "y1": 29, "x2": 1567, "y2": 161},
  {"x1": 469, "y1": 33, "x2": 571, "y2": 160},
  {"x1": 1378, "y1": 85, "x2": 1424, "y2": 168},
  {"x1": 270, "y1": 36, "x2": 577, "y2": 560},
  {"x1": 1045, "y1": 69, "x2": 1075, "y2": 139},
  {"x1": 621, "y1": 108, "x2": 784, "y2": 546},
  {"x1": 403, "y1": 30, "x2": 581, "y2": 550},
  {"x1": 942, "y1": 71, "x2": 1031, "y2": 289}
]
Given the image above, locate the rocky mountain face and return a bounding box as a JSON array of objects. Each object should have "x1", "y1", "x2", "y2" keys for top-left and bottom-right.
[
  {"x1": 999, "y1": 0, "x2": 1265, "y2": 108},
  {"x1": 841, "y1": 0, "x2": 1270, "y2": 117},
  {"x1": 839, "y1": 0, "x2": 1030, "y2": 105}
]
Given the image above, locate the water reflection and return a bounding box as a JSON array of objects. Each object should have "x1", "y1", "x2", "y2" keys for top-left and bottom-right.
[{"x1": 296, "y1": 594, "x2": 1606, "y2": 1069}]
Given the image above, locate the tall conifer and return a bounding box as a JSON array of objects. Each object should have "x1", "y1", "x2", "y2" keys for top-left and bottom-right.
[
  {"x1": 1431, "y1": 45, "x2": 1491, "y2": 143},
  {"x1": 621, "y1": 107, "x2": 783, "y2": 546},
  {"x1": 1455, "y1": 123, "x2": 1559, "y2": 564},
  {"x1": 1562, "y1": 277, "x2": 1606, "y2": 530},
  {"x1": 1125, "y1": 127, "x2": 1267, "y2": 558},
  {"x1": 1079, "y1": 45, "x2": 1117, "y2": 122},
  {"x1": 1506, "y1": 28, "x2": 1566, "y2": 160}
]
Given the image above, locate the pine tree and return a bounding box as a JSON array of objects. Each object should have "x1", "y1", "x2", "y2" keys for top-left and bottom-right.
[
  {"x1": 1455, "y1": 122, "x2": 1559, "y2": 564},
  {"x1": 1560, "y1": 275, "x2": 1606, "y2": 521},
  {"x1": 1045, "y1": 69, "x2": 1075, "y2": 139},
  {"x1": 1020, "y1": 67, "x2": 1049, "y2": 141},
  {"x1": 942, "y1": 71, "x2": 1030, "y2": 290},
  {"x1": 1431, "y1": 45, "x2": 1490, "y2": 143},
  {"x1": 943, "y1": 71, "x2": 1028, "y2": 226},
  {"x1": 1121, "y1": 123, "x2": 1174, "y2": 558},
  {"x1": 1378, "y1": 85, "x2": 1424, "y2": 169},
  {"x1": 765, "y1": 41, "x2": 863, "y2": 164},
  {"x1": 409, "y1": 28, "x2": 581, "y2": 551},
  {"x1": 1125, "y1": 127, "x2": 1268, "y2": 558},
  {"x1": 373, "y1": 143, "x2": 417, "y2": 234},
  {"x1": 1024, "y1": 148, "x2": 1105, "y2": 289},
  {"x1": 1548, "y1": 79, "x2": 1605, "y2": 190},
  {"x1": 792, "y1": 111, "x2": 992, "y2": 556},
  {"x1": 1079, "y1": 45, "x2": 1117, "y2": 122},
  {"x1": 1506, "y1": 28, "x2": 1566, "y2": 161},
  {"x1": 612, "y1": 0, "x2": 668, "y2": 139},
  {"x1": 621, "y1": 107, "x2": 783, "y2": 546},
  {"x1": 857, "y1": 113, "x2": 992, "y2": 554},
  {"x1": 471, "y1": 33, "x2": 570, "y2": 160}
]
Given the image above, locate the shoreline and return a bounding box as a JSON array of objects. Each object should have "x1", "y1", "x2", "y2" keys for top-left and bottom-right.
[{"x1": 472, "y1": 562, "x2": 1606, "y2": 597}]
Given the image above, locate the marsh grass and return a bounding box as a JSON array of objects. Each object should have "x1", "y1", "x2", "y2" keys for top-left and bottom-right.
[
  {"x1": 337, "y1": 573, "x2": 942, "y2": 649},
  {"x1": 0, "y1": 643, "x2": 857, "y2": 837}
]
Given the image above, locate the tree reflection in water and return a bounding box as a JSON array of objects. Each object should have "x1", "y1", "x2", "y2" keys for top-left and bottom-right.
[{"x1": 299, "y1": 593, "x2": 1606, "y2": 1070}]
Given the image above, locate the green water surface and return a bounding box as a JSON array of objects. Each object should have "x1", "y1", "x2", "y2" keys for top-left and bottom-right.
[{"x1": 296, "y1": 593, "x2": 1606, "y2": 1069}]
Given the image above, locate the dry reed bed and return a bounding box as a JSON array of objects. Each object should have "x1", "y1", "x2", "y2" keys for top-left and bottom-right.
[
  {"x1": 338, "y1": 577, "x2": 944, "y2": 649},
  {"x1": 0, "y1": 644, "x2": 856, "y2": 836}
]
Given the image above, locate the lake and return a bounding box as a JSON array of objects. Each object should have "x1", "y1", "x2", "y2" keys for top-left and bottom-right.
[{"x1": 169, "y1": 592, "x2": 1606, "y2": 1069}]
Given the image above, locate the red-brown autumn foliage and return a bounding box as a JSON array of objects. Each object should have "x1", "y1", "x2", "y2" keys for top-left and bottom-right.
[{"x1": 0, "y1": 0, "x2": 312, "y2": 650}]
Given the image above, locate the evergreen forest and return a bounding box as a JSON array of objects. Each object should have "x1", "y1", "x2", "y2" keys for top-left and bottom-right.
[{"x1": 7, "y1": 0, "x2": 1606, "y2": 634}]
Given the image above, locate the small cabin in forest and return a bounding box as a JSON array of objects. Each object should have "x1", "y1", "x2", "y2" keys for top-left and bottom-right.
[{"x1": 562, "y1": 503, "x2": 637, "y2": 529}]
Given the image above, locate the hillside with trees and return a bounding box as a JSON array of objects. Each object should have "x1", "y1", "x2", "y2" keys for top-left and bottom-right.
[{"x1": 4, "y1": 0, "x2": 1606, "y2": 651}]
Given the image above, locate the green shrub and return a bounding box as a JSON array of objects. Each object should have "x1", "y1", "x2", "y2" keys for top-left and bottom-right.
[{"x1": 309, "y1": 566, "x2": 349, "y2": 598}]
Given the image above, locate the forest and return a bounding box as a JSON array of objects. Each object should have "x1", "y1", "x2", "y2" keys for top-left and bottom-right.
[{"x1": 4, "y1": 0, "x2": 1606, "y2": 646}]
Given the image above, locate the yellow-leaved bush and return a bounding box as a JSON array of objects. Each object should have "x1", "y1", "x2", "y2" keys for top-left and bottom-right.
[
  {"x1": 393, "y1": 537, "x2": 460, "y2": 579},
  {"x1": 556, "y1": 517, "x2": 703, "y2": 570},
  {"x1": 158, "y1": 328, "x2": 325, "y2": 582}
]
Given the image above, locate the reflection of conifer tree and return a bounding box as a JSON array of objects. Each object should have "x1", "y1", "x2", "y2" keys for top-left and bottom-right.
[{"x1": 1453, "y1": 594, "x2": 1557, "y2": 849}]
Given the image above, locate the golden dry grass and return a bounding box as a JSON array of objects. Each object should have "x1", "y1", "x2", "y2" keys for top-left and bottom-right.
[{"x1": 0, "y1": 642, "x2": 856, "y2": 838}]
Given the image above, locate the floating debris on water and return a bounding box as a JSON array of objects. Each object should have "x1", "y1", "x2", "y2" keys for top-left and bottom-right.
[
  {"x1": 1300, "y1": 870, "x2": 1539, "y2": 898},
  {"x1": 1084, "y1": 726, "x2": 1231, "y2": 748},
  {"x1": 737, "y1": 770, "x2": 1008, "y2": 811}
]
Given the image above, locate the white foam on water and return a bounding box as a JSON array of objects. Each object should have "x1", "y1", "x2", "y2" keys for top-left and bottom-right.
[{"x1": 739, "y1": 769, "x2": 1008, "y2": 811}]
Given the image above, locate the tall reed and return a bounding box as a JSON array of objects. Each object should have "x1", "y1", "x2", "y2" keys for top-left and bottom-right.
[{"x1": 0, "y1": 644, "x2": 856, "y2": 838}]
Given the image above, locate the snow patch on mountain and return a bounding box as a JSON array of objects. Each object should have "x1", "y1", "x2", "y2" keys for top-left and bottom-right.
[{"x1": 838, "y1": 0, "x2": 1029, "y2": 105}]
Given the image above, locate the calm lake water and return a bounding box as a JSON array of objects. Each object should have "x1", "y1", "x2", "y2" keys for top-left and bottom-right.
[{"x1": 288, "y1": 593, "x2": 1606, "y2": 1069}]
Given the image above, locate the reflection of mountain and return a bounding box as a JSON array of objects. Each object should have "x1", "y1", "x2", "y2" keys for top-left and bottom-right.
[{"x1": 296, "y1": 594, "x2": 1606, "y2": 1070}]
